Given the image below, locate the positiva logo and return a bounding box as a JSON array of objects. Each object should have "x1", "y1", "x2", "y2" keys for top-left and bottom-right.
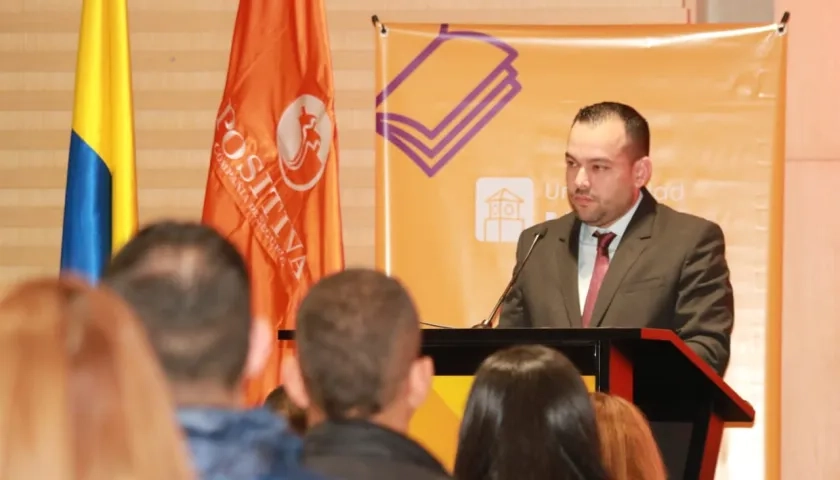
[{"x1": 276, "y1": 94, "x2": 333, "y2": 192}]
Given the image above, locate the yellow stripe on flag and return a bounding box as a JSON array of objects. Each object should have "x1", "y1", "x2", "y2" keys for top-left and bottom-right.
[{"x1": 71, "y1": 0, "x2": 137, "y2": 254}]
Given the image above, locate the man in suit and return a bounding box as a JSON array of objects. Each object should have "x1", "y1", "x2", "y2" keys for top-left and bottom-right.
[{"x1": 498, "y1": 101, "x2": 733, "y2": 376}]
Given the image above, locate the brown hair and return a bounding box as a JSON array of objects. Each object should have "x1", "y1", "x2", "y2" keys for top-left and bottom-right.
[
  {"x1": 103, "y1": 220, "x2": 252, "y2": 389},
  {"x1": 591, "y1": 392, "x2": 666, "y2": 480},
  {"x1": 0, "y1": 277, "x2": 194, "y2": 480},
  {"x1": 295, "y1": 268, "x2": 420, "y2": 420},
  {"x1": 264, "y1": 385, "x2": 307, "y2": 434}
]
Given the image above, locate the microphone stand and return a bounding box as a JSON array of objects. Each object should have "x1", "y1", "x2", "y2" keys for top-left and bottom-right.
[{"x1": 472, "y1": 228, "x2": 547, "y2": 329}]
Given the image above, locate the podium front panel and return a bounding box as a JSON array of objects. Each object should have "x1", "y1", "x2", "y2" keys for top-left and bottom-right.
[{"x1": 408, "y1": 373, "x2": 596, "y2": 470}]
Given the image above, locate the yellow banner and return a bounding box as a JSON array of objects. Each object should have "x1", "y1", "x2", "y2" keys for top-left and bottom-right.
[{"x1": 375, "y1": 23, "x2": 785, "y2": 479}]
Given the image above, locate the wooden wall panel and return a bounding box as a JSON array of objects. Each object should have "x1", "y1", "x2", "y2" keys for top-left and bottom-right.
[
  {"x1": 776, "y1": 1, "x2": 840, "y2": 479},
  {"x1": 0, "y1": 0, "x2": 689, "y2": 292},
  {"x1": 781, "y1": 160, "x2": 840, "y2": 479},
  {"x1": 775, "y1": 1, "x2": 840, "y2": 161}
]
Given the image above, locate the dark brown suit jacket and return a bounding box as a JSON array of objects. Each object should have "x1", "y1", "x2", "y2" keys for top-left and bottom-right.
[{"x1": 498, "y1": 189, "x2": 734, "y2": 375}]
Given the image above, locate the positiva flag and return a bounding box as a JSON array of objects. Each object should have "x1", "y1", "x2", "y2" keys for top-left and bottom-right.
[
  {"x1": 202, "y1": 0, "x2": 344, "y2": 404},
  {"x1": 60, "y1": 0, "x2": 138, "y2": 283}
]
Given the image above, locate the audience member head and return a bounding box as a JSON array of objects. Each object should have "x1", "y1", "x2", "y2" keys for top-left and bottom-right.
[
  {"x1": 264, "y1": 385, "x2": 308, "y2": 434},
  {"x1": 102, "y1": 221, "x2": 272, "y2": 407},
  {"x1": 591, "y1": 392, "x2": 667, "y2": 480},
  {"x1": 0, "y1": 277, "x2": 194, "y2": 480},
  {"x1": 566, "y1": 101, "x2": 652, "y2": 228},
  {"x1": 454, "y1": 345, "x2": 608, "y2": 480},
  {"x1": 283, "y1": 268, "x2": 432, "y2": 433}
]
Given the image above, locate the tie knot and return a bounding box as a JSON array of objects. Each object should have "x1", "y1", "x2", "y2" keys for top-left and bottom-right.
[{"x1": 593, "y1": 231, "x2": 616, "y2": 250}]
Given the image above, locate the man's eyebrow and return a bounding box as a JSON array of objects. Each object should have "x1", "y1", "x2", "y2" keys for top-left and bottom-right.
[{"x1": 565, "y1": 153, "x2": 613, "y2": 164}]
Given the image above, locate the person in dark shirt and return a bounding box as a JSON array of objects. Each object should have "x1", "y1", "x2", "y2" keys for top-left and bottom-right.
[
  {"x1": 283, "y1": 268, "x2": 452, "y2": 480},
  {"x1": 103, "y1": 221, "x2": 320, "y2": 480}
]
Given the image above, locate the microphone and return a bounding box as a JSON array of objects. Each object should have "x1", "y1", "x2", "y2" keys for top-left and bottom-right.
[{"x1": 473, "y1": 227, "x2": 547, "y2": 329}]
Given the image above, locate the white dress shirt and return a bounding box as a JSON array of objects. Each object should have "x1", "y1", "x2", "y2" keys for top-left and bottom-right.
[{"x1": 577, "y1": 194, "x2": 643, "y2": 313}]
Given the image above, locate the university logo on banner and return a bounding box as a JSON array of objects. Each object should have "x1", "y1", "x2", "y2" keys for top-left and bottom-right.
[
  {"x1": 375, "y1": 22, "x2": 785, "y2": 480},
  {"x1": 376, "y1": 25, "x2": 522, "y2": 178},
  {"x1": 474, "y1": 177, "x2": 535, "y2": 243}
]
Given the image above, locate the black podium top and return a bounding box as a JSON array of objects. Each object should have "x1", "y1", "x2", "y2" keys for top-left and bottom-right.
[{"x1": 277, "y1": 326, "x2": 754, "y2": 424}]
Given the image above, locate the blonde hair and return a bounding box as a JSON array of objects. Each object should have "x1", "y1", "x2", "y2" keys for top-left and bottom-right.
[
  {"x1": 0, "y1": 277, "x2": 194, "y2": 480},
  {"x1": 591, "y1": 392, "x2": 667, "y2": 480}
]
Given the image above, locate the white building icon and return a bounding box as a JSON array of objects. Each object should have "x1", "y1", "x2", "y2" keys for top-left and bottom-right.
[{"x1": 474, "y1": 177, "x2": 534, "y2": 243}]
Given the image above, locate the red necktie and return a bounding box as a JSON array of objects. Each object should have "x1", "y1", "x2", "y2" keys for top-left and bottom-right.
[{"x1": 581, "y1": 231, "x2": 617, "y2": 327}]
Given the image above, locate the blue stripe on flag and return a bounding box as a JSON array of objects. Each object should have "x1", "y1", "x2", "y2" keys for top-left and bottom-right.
[{"x1": 60, "y1": 130, "x2": 113, "y2": 283}]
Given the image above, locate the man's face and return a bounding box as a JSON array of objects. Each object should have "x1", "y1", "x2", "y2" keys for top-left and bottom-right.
[{"x1": 565, "y1": 117, "x2": 648, "y2": 228}]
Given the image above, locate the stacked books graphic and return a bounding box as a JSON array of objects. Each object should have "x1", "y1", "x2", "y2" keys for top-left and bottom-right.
[{"x1": 376, "y1": 24, "x2": 522, "y2": 177}]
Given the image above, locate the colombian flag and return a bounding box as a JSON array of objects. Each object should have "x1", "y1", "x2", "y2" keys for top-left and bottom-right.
[
  {"x1": 60, "y1": 0, "x2": 138, "y2": 283},
  {"x1": 202, "y1": 0, "x2": 344, "y2": 404}
]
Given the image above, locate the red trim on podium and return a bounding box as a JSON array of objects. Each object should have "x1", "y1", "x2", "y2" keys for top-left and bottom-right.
[
  {"x1": 699, "y1": 413, "x2": 724, "y2": 480},
  {"x1": 639, "y1": 328, "x2": 754, "y2": 420},
  {"x1": 608, "y1": 345, "x2": 633, "y2": 400}
]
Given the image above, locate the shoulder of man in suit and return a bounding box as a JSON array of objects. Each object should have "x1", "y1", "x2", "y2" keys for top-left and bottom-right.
[{"x1": 654, "y1": 203, "x2": 724, "y2": 238}]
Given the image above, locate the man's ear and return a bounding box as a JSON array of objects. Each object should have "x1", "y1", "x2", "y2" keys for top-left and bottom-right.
[
  {"x1": 281, "y1": 354, "x2": 311, "y2": 410},
  {"x1": 633, "y1": 156, "x2": 653, "y2": 188},
  {"x1": 406, "y1": 356, "x2": 434, "y2": 410},
  {"x1": 244, "y1": 317, "x2": 272, "y2": 379}
]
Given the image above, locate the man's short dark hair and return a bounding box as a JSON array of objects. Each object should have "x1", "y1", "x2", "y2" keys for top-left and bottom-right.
[
  {"x1": 572, "y1": 101, "x2": 650, "y2": 158},
  {"x1": 102, "y1": 221, "x2": 251, "y2": 389},
  {"x1": 295, "y1": 268, "x2": 421, "y2": 420}
]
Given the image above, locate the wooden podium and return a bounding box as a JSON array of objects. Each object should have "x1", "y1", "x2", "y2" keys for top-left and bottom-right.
[{"x1": 277, "y1": 327, "x2": 754, "y2": 479}]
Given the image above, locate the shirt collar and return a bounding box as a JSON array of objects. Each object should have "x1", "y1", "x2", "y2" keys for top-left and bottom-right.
[{"x1": 581, "y1": 192, "x2": 644, "y2": 242}]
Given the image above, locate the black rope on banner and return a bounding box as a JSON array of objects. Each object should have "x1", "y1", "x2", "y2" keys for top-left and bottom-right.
[
  {"x1": 371, "y1": 15, "x2": 387, "y2": 36},
  {"x1": 777, "y1": 11, "x2": 790, "y2": 35}
]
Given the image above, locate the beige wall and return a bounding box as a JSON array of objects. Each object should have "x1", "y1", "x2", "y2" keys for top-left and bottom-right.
[
  {"x1": 776, "y1": 1, "x2": 840, "y2": 479},
  {"x1": 4, "y1": 0, "x2": 834, "y2": 478},
  {"x1": 0, "y1": 0, "x2": 692, "y2": 291},
  {"x1": 696, "y1": 0, "x2": 773, "y2": 23}
]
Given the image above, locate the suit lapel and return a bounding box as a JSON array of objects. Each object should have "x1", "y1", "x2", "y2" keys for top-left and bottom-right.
[
  {"x1": 590, "y1": 191, "x2": 657, "y2": 327},
  {"x1": 557, "y1": 218, "x2": 582, "y2": 328}
]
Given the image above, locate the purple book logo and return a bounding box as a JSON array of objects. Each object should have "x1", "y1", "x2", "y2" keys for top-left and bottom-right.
[{"x1": 376, "y1": 24, "x2": 522, "y2": 177}]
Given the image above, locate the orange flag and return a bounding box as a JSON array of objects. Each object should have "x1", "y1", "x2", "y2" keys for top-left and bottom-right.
[{"x1": 201, "y1": 0, "x2": 344, "y2": 405}]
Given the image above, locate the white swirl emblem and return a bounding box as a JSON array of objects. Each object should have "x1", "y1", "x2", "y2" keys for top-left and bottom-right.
[{"x1": 276, "y1": 94, "x2": 333, "y2": 192}]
